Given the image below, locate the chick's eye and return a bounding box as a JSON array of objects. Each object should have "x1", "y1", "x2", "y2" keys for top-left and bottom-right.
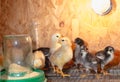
[
  {"x1": 62, "y1": 40, "x2": 64, "y2": 42},
  {"x1": 109, "y1": 49, "x2": 112, "y2": 52},
  {"x1": 56, "y1": 35, "x2": 59, "y2": 38}
]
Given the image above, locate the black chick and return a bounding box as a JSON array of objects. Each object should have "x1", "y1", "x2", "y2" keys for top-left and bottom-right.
[
  {"x1": 95, "y1": 46, "x2": 115, "y2": 75},
  {"x1": 74, "y1": 37, "x2": 87, "y2": 69},
  {"x1": 79, "y1": 46, "x2": 99, "y2": 78}
]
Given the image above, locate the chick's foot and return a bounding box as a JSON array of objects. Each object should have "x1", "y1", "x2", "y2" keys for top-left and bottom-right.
[
  {"x1": 59, "y1": 70, "x2": 70, "y2": 77},
  {"x1": 103, "y1": 71, "x2": 111, "y2": 75},
  {"x1": 53, "y1": 66, "x2": 56, "y2": 73},
  {"x1": 62, "y1": 73, "x2": 70, "y2": 77},
  {"x1": 101, "y1": 70, "x2": 111, "y2": 75},
  {"x1": 80, "y1": 74, "x2": 87, "y2": 78},
  {"x1": 95, "y1": 74, "x2": 101, "y2": 79}
]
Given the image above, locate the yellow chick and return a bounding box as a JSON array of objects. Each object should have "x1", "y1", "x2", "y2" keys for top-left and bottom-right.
[
  {"x1": 33, "y1": 51, "x2": 45, "y2": 69},
  {"x1": 48, "y1": 33, "x2": 61, "y2": 72},
  {"x1": 49, "y1": 33, "x2": 61, "y2": 55},
  {"x1": 49, "y1": 37, "x2": 73, "y2": 77}
]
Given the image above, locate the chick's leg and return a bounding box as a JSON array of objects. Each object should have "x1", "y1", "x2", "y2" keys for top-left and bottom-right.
[
  {"x1": 101, "y1": 70, "x2": 110, "y2": 75},
  {"x1": 74, "y1": 63, "x2": 85, "y2": 72},
  {"x1": 51, "y1": 63, "x2": 57, "y2": 73},
  {"x1": 59, "y1": 67, "x2": 70, "y2": 77},
  {"x1": 74, "y1": 63, "x2": 80, "y2": 72},
  {"x1": 101, "y1": 64, "x2": 110, "y2": 75},
  {"x1": 55, "y1": 67, "x2": 61, "y2": 74},
  {"x1": 101, "y1": 64, "x2": 105, "y2": 75},
  {"x1": 53, "y1": 66, "x2": 56, "y2": 72},
  {"x1": 53, "y1": 66, "x2": 61, "y2": 73},
  {"x1": 51, "y1": 65, "x2": 65, "y2": 74},
  {"x1": 80, "y1": 68, "x2": 89, "y2": 78},
  {"x1": 94, "y1": 69, "x2": 101, "y2": 79}
]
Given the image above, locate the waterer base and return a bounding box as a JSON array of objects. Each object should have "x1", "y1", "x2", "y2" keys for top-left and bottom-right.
[{"x1": 0, "y1": 69, "x2": 45, "y2": 82}]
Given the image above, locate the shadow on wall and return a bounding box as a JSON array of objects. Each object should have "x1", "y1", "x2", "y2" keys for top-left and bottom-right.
[{"x1": 110, "y1": 0, "x2": 117, "y2": 15}]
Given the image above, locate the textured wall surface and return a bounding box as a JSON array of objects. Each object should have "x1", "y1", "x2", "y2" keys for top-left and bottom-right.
[{"x1": 0, "y1": 0, "x2": 120, "y2": 52}]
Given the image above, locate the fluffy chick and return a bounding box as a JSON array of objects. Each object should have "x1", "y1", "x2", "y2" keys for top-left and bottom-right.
[
  {"x1": 74, "y1": 37, "x2": 86, "y2": 69},
  {"x1": 48, "y1": 33, "x2": 61, "y2": 72},
  {"x1": 104, "y1": 50, "x2": 120, "y2": 70},
  {"x1": 33, "y1": 51, "x2": 45, "y2": 69},
  {"x1": 49, "y1": 33, "x2": 61, "y2": 55},
  {"x1": 80, "y1": 46, "x2": 99, "y2": 78},
  {"x1": 95, "y1": 46, "x2": 115, "y2": 75},
  {"x1": 49, "y1": 37, "x2": 73, "y2": 77}
]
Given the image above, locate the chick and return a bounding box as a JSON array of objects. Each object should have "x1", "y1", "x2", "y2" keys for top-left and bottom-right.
[
  {"x1": 49, "y1": 33, "x2": 61, "y2": 55},
  {"x1": 33, "y1": 47, "x2": 50, "y2": 70},
  {"x1": 104, "y1": 50, "x2": 120, "y2": 71},
  {"x1": 79, "y1": 46, "x2": 99, "y2": 78},
  {"x1": 74, "y1": 37, "x2": 86, "y2": 69},
  {"x1": 95, "y1": 46, "x2": 115, "y2": 75},
  {"x1": 49, "y1": 37, "x2": 73, "y2": 77},
  {"x1": 33, "y1": 51, "x2": 45, "y2": 69},
  {"x1": 49, "y1": 33, "x2": 62, "y2": 72}
]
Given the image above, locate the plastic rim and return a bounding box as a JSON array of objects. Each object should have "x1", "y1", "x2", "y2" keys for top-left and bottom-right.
[
  {"x1": 8, "y1": 72, "x2": 27, "y2": 77},
  {"x1": 0, "y1": 70, "x2": 45, "y2": 82}
]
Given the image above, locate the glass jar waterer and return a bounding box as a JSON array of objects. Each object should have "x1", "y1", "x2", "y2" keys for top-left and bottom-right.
[
  {"x1": 1, "y1": 34, "x2": 46, "y2": 82},
  {"x1": 3, "y1": 34, "x2": 33, "y2": 77}
]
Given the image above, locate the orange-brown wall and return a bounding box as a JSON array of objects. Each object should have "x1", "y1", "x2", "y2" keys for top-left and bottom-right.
[{"x1": 0, "y1": 0, "x2": 120, "y2": 53}]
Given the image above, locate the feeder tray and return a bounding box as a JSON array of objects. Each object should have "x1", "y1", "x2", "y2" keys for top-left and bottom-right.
[{"x1": 0, "y1": 69, "x2": 46, "y2": 82}]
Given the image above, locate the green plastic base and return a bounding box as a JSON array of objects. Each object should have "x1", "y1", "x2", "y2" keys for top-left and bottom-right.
[{"x1": 0, "y1": 70, "x2": 45, "y2": 82}]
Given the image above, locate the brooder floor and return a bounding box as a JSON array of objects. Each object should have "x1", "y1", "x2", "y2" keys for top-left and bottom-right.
[{"x1": 45, "y1": 65, "x2": 120, "y2": 82}]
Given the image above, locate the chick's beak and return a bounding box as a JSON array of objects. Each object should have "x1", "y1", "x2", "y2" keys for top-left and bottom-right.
[{"x1": 58, "y1": 38, "x2": 62, "y2": 43}]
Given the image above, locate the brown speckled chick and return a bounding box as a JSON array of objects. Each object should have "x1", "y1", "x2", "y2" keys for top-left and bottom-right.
[{"x1": 49, "y1": 37, "x2": 73, "y2": 77}]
